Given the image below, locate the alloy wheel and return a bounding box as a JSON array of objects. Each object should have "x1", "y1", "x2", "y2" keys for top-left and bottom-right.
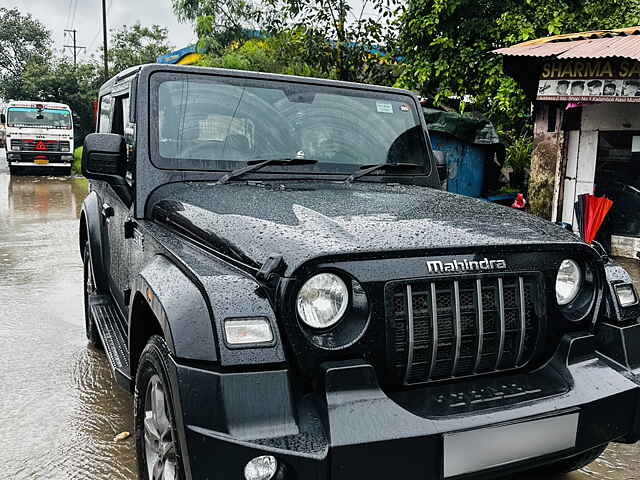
[{"x1": 144, "y1": 374, "x2": 179, "y2": 480}]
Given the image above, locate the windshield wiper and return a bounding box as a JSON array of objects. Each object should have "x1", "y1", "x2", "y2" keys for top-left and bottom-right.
[
  {"x1": 217, "y1": 158, "x2": 319, "y2": 185},
  {"x1": 345, "y1": 163, "x2": 422, "y2": 184}
]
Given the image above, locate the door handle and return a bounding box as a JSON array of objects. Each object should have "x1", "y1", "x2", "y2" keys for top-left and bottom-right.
[{"x1": 101, "y1": 203, "x2": 114, "y2": 219}]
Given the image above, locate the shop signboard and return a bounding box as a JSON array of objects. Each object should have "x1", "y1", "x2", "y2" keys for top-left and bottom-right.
[{"x1": 537, "y1": 60, "x2": 640, "y2": 102}]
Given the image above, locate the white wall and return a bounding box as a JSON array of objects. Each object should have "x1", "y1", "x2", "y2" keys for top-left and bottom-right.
[{"x1": 560, "y1": 103, "x2": 640, "y2": 227}]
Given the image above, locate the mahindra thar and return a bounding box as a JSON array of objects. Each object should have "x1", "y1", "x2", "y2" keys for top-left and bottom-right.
[{"x1": 80, "y1": 64, "x2": 640, "y2": 480}]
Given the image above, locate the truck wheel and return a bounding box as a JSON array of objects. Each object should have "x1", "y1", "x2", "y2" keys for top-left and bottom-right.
[
  {"x1": 83, "y1": 242, "x2": 103, "y2": 349},
  {"x1": 135, "y1": 335, "x2": 185, "y2": 480},
  {"x1": 535, "y1": 443, "x2": 608, "y2": 475}
]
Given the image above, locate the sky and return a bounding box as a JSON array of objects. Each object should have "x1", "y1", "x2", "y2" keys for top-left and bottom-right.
[{"x1": 2, "y1": 0, "x2": 376, "y2": 62}]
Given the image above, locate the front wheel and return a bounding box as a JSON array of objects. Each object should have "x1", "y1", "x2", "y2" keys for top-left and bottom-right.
[
  {"x1": 135, "y1": 335, "x2": 185, "y2": 480},
  {"x1": 83, "y1": 242, "x2": 103, "y2": 349}
]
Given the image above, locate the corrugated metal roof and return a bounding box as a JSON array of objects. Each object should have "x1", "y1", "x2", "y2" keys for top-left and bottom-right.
[{"x1": 494, "y1": 27, "x2": 640, "y2": 61}]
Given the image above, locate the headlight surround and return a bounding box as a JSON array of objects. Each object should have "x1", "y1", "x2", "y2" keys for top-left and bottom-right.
[
  {"x1": 556, "y1": 259, "x2": 582, "y2": 306},
  {"x1": 296, "y1": 273, "x2": 349, "y2": 329}
]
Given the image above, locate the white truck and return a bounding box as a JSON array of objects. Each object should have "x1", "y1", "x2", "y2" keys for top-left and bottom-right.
[{"x1": 1, "y1": 101, "x2": 74, "y2": 175}]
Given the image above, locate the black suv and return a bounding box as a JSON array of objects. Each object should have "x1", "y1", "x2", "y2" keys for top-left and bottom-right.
[{"x1": 80, "y1": 64, "x2": 640, "y2": 480}]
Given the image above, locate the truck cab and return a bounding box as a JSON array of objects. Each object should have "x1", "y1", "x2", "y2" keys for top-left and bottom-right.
[
  {"x1": 3, "y1": 101, "x2": 74, "y2": 175},
  {"x1": 80, "y1": 64, "x2": 640, "y2": 480}
]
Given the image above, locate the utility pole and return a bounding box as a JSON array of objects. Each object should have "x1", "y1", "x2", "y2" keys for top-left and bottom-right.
[
  {"x1": 102, "y1": 0, "x2": 109, "y2": 80},
  {"x1": 64, "y1": 29, "x2": 86, "y2": 67}
]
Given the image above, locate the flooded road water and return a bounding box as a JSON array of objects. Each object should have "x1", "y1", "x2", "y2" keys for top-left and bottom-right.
[
  {"x1": 0, "y1": 150, "x2": 137, "y2": 479},
  {"x1": 0, "y1": 148, "x2": 639, "y2": 479}
]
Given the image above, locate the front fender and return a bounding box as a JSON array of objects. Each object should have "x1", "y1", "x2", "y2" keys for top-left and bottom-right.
[
  {"x1": 80, "y1": 191, "x2": 109, "y2": 293},
  {"x1": 131, "y1": 255, "x2": 218, "y2": 362}
]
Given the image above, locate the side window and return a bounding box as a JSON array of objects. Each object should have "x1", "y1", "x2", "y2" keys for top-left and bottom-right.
[
  {"x1": 98, "y1": 95, "x2": 112, "y2": 133},
  {"x1": 111, "y1": 95, "x2": 129, "y2": 135}
]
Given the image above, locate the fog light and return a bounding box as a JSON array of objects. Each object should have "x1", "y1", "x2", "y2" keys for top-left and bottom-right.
[
  {"x1": 615, "y1": 284, "x2": 638, "y2": 307},
  {"x1": 224, "y1": 317, "x2": 273, "y2": 345},
  {"x1": 244, "y1": 455, "x2": 277, "y2": 480}
]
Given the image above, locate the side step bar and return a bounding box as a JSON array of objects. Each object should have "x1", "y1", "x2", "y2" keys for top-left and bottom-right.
[{"x1": 90, "y1": 295, "x2": 132, "y2": 391}]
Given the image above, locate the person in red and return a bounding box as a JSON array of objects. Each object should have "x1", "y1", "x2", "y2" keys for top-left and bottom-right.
[{"x1": 511, "y1": 193, "x2": 527, "y2": 210}]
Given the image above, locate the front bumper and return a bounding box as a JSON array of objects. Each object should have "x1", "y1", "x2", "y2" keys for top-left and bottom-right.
[
  {"x1": 7, "y1": 152, "x2": 72, "y2": 166},
  {"x1": 170, "y1": 333, "x2": 640, "y2": 480}
]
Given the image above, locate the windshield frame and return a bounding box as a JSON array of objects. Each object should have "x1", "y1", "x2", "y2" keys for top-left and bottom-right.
[
  {"x1": 148, "y1": 71, "x2": 435, "y2": 179},
  {"x1": 7, "y1": 106, "x2": 72, "y2": 129}
]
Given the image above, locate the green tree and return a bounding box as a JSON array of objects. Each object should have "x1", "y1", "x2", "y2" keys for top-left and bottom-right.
[
  {"x1": 18, "y1": 58, "x2": 102, "y2": 144},
  {"x1": 172, "y1": 0, "x2": 400, "y2": 84},
  {"x1": 0, "y1": 7, "x2": 52, "y2": 100},
  {"x1": 107, "y1": 23, "x2": 173, "y2": 73},
  {"x1": 396, "y1": 0, "x2": 640, "y2": 133},
  {"x1": 275, "y1": 0, "x2": 400, "y2": 81},
  {"x1": 171, "y1": 0, "x2": 264, "y2": 51},
  {"x1": 198, "y1": 28, "x2": 335, "y2": 78}
]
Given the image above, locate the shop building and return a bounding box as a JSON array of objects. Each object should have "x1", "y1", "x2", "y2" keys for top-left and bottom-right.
[{"x1": 495, "y1": 27, "x2": 640, "y2": 257}]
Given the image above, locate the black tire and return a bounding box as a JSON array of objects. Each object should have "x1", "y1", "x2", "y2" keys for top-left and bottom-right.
[
  {"x1": 83, "y1": 242, "x2": 103, "y2": 349},
  {"x1": 535, "y1": 443, "x2": 608, "y2": 475},
  {"x1": 135, "y1": 335, "x2": 185, "y2": 480}
]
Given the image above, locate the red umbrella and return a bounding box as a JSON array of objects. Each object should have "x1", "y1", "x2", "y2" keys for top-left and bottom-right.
[{"x1": 574, "y1": 194, "x2": 613, "y2": 244}]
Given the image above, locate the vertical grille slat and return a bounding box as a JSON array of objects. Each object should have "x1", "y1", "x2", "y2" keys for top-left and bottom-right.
[
  {"x1": 516, "y1": 277, "x2": 527, "y2": 366},
  {"x1": 428, "y1": 283, "x2": 439, "y2": 380},
  {"x1": 404, "y1": 284, "x2": 415, "y2": 385},
  {"x1": 495, "y1": 278, "x2": 506, "y2": 370},
  {"x1": 452, "y1": 281, "x2": 462, "y2": 376},
  {"x1": 474, "y1": 279, "x2": 484, "y2": 373},
  {"x1": 388, "y1": 273, "x2": 541, "y2": 385}
]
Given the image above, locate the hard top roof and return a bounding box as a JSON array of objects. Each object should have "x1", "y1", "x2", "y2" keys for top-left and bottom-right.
[{"x1": 99, "y1": 63, "x2": 417, "y2": 98}]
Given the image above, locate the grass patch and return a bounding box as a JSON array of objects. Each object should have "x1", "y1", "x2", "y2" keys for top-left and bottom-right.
[{"x1": 73, "y1": 146, "x2": 82, "y2": 176}]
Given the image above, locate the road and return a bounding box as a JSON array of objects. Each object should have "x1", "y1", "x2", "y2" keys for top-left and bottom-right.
[
  {"x1": 0, "y1": 148, "x2": 638, "y2": 479},
  {"x1": 0, "y1": 149, "x2": 137, "y2": 479}
]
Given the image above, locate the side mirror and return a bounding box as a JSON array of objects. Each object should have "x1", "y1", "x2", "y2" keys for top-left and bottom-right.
[
  {"x1": 433, "y1": 150, "x2": 447, "y2": 181},
  {"x1": 82, "y1": 133, "x2": 127, "y2": 183},
  {"x1": 0, "y1": 113, "x2": 5, "y2": 124}
]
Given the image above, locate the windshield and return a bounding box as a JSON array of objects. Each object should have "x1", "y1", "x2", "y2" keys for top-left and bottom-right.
[
  {"x1": 7, "y1": 107, "x2": 72, "y2": 129},
  {"x1": 153, "y1": 74, "x2": 430, "y2": 173}
]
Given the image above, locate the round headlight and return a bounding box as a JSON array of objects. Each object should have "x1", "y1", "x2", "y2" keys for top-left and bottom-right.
[
  {"x1": 556, "y1": 259, "x2": 582, "y2": 306},
  {"x1": 297, "y1": 273, "x2": 348, "y2": 329}
]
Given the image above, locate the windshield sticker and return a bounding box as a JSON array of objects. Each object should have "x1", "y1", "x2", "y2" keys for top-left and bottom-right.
[
  {"x1": 376, "y1": 102, "x2": 394, "y2": 114},
  {"x1": 400, "y1": 104, "x2": 410, "y2": 112}
]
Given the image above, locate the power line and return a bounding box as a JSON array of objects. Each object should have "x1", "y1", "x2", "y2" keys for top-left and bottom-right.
[
  {"x1": 64, "y1": 0, "x2": 74, "y2": 30},
  {"x1": 70, "y1": 0, "x2": 79, "y2": 29},
  {"x1": 88, "y1": 0, "x2": 113, "y2": 52},
  {"x1": 64, "y1": 29, "x2": 86, "y2": 66}
]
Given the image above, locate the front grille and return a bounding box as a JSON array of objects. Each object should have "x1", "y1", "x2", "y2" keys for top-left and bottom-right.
[
  {"x1": 386, "y1": 274, "x2": 542, "y2": 385},
  {"x1": 13, "y1": 139, "x2": 63, "y2": 152}
]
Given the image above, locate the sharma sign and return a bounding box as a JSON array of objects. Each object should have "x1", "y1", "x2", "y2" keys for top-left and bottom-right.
[{"x1": 537, "y1": 60, "x2": 640, "y2": 102}]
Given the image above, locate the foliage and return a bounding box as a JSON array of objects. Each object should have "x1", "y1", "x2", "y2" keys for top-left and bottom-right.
[
  {"x1": 505, "y1": 135, "x2": 533, "y2": 172},
  {"x1": 396, "y1": 0, "x2": 640, "y2": 135},
  {"x1": 174, "y1": 0, "x2": 401, "y2": 84},
  {"x1": 0, "y1": 7, "x2": 52, "y2": 101},
  {"x1": 171, "y1": 0, "x2": 264, "y2": 52},
  {"x1": 107, "y1": 23, "x2": 173, "y2": 74},
  {"x1": 16, "y1": 58, "x2": 102, "y2": 144},
  {"x1": 73, "y1": 146, "x2": 83, "y2": 175},
  {"x1": 198, "y1": 28, "x2": 336, "y2": 77},
  {"x1": 272, "y1": 0, "x2": 401, "y2": 82}
]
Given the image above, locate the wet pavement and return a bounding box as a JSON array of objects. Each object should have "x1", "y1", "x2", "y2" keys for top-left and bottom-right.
[
  {"x1": 0, "y1": 149, "x2": 137, "y2": 479},
  {"x1": 0, "y1": 148, "x2": 639, "y2": 479}
]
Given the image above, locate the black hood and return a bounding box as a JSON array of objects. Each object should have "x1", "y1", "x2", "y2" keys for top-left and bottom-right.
[{"x1": 151, "y1": 181, "x2": 585, "y2": 275}]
